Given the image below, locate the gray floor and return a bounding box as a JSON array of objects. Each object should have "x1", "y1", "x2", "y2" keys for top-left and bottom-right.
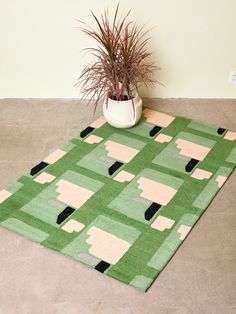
[{"x1": 0, "y1": 99, "x2": 235, "y2": 314}]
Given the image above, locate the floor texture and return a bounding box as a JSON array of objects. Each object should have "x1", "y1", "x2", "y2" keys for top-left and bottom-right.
[{"x1": 0, "y1": 98, "x2": 235, "y2": 314}]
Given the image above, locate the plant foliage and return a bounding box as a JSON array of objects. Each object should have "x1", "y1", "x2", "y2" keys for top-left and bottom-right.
[{"x1": 75, "y1": 4, "x2": 161, "y2": 110}]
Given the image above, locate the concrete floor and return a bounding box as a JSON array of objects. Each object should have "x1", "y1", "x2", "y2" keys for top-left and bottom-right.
[{"x1": 0, "y1": 98, "x2": 235, "y2": 314}]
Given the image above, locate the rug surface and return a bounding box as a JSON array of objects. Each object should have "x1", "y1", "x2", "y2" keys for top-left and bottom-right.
[{"x1": 0, "y1": 106, "x2": 235, "y2": 292}]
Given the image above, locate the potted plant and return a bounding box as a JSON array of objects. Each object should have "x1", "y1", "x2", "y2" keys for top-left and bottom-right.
[{"x1": 76, "y1": 5, "x2": 161, "y2": 128}]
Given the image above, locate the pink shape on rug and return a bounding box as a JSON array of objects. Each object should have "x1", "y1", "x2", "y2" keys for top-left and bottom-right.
[
  {"x1": 84, "y1": 135, "x2": 103, "y2": 144},
  {"x1": 216, "y1": 175, "x2": 227, "y2": 188},
  {"x1": 105, "y1": 140, "x2": 139, "y2": 163},
  {"x1": 44, "y1": 149, "x2": 66, "y2": 164},
  {"x1": 56, "y1": 179, "x2": 94, "y2": 208},
  {"x1": 61, "y1": 219, "x2": 85, "y2": 233},
  {"x1": 90, "y1": 116, "x2": 106, "y2": 128},
  {"x1": 155, "y1": 134, "x2": 173, "y2": 143},
  {"x1": 224, "y1": 131, "x2": 236, "y2": 141},
  {"x1": 177, "y1": 225, "x2": 191, "y2": 240},
  {"x1": 191, "y1": 169, "x2": 212, "y2": 180},
  {"x1": 143, "y1": 108, "x2": 175, "y2": 127},
  {"x1": 0, "y1": 190, "x2": 11, "y2": 204},
  {"x1": 151, "y1": 216, "x2": 175, "y2": 231},
  {"x1": 175, "y1": 139, "x2": 210, "y2": 161},
  {"x1": 113, "y1": 171, "x2": 135, "y2": 182},
  {"x1": 137, "y1": 177, "x2": 177, "y2": 205},
  {"x1": 86, "y1": 227, "x2": 131, "y2": 264},
  {"x1": 34, "y1": 172, "x2": 56, "y2": 184}
]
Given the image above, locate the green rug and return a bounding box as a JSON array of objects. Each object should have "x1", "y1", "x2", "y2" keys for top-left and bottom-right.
[{"x1": 0, "y1": 106, "x2": 235, "y2": 292}]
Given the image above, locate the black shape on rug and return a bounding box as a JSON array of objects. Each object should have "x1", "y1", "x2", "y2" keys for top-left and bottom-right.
[
  {"x1": 56, "y1": 206, "x2": 75, "y2": 224},
  {"x1": 217, "y1": 128, "x2": 226, "y2": 135},
  {"x1": 30, "y1": 161, "x2": 49, "y2": 176},
  {"x1": 149, "y1": 125, "x2": 162, "y2": 137},
  {"x1": 80, "y1": 126, "x2": 95, "y2": 138},
  {"x1": 95, "y1": 260, "x2": 110, "y2": 273},
  {"x1": 185, "y1": 158, "x2": 199, "y2": 172},
  {"x1": 108, "y1": 161, "x2": 123, "y2": 176},
  {"x1": 144, "y1": 203, "x2": 161, "y2": 221}
]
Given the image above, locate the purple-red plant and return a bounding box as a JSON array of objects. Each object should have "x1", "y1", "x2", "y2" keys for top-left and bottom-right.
[{"x1": 75, "y1": 4, "x2": 161, "y2": 111}]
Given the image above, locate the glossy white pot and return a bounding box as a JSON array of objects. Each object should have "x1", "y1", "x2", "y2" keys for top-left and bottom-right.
[{"x1": 103, "y1": 93, "x2": 142, "y2": 128}]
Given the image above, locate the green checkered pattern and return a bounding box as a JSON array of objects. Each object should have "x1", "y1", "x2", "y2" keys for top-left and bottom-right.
[{"x1": 0, "y1": 105, "x2": 235, "y2": 292}]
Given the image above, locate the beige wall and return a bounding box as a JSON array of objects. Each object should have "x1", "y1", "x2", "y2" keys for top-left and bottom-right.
[{"x1": 0, "y1": 0, "x2": 235, "y2": 98}]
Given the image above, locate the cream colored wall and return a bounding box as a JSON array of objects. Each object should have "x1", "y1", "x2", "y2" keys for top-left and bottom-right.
[{"x1": 0, "y1": 0, "x2": 235, "y2": 98}]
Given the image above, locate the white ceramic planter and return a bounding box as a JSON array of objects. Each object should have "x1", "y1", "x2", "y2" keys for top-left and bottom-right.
[{"x1": 103, "y1": 93, "x2": 142, "y2": 128}]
